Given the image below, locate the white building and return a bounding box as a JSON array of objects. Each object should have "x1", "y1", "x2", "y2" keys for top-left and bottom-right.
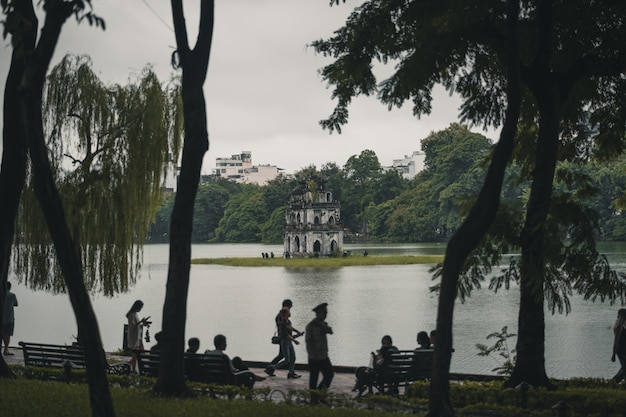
[
  {"x1": 214, "y1": 151, "x2": 252, "y2": 181},
  {"x1": 388, "y1": 150, "x2": 425, "y2": 179},
  {"x1": 212, "y1": 151, "x2": 282, "y2": 185}
]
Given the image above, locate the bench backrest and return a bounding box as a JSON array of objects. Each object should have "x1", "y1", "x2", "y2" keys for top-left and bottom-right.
[
  {"x1": 135, "y1": 351, "x2": 236, "y2": 384},
  {"x1": 185, "y1": 353, "x2": 236, "y2": 384},
  {"x1": 19, "y1": 341, "x2": 87, "y2": 369},
  {"x1": 135, "y1": 350, "x2": 161, "y2": 377},
  {"x1": 385, "y1": 349, "x2": 433, "y2": 382}
]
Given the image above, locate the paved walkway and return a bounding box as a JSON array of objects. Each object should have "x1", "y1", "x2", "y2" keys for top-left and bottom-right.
[
  {"x1": 2, "y1": 346, "x2": 358, "y2": 395},
  {"x1": 245, "y1": 364, "x2": 357, "y2": 395}
]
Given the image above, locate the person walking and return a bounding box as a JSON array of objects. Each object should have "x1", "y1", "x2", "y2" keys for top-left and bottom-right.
[
  {"x1": 265, "y1": 307, "x2": 303, "y2": 378},
  {"x1": 305, "y1": 302, "x2": 334, "y2": 390},
  {"x1": 2, "y1": 282, "x2": 18, "y2": 355},
  {"x1": 266, "y1": 299, "x2": 293, "y2": 375},
  {"x1": 611, "y1": 308, "x2": 626, "y2": 381}
]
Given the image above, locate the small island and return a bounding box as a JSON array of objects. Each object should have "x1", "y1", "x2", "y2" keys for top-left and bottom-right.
[{"x1": 191, "y1": 255, "x2": 444, "y2": 268}]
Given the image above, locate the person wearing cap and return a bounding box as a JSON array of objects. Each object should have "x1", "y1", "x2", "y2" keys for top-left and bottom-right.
[{"x1": 305, "y1": 302, "x2": 334, "y2": 390}]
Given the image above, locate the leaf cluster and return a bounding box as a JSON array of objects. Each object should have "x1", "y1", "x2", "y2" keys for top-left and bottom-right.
[{"x1": 14, "y1": 54, "x2": 182, "y2": 296}]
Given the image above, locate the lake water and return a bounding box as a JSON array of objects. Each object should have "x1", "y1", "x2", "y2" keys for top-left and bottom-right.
[{"x1": 6, "y1": 242, "x2": 626, "y2": 380}]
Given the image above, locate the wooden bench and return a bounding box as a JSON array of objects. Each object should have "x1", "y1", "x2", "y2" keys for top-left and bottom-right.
[
  {"x1": 19, "y1": 341, "x2": 131, "y2": 375},
  {"x1": 357, "y1": 349, "x2": 433, "y2": 395},
  {"x1": 135, "y1": 350, "x2": 255, "y2": 388}
]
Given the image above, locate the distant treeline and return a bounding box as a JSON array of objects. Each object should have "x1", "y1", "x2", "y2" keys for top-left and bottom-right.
[{"x1": 149, "y1": 124, "x2": 626, "y2": 244}]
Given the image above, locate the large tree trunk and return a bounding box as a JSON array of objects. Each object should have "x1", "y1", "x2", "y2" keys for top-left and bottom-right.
[
  {"x1": 154, "y1": 0, "x2": 214, "y2": 396},
  {"x1": 503, "y1": 0, "x2": 560, "y2": 389},
  {"x1": 15, "y1": 1, "x2": 115, "y2": 416},
  {"x1": 504, "y1": 86, "x2": 560, "y2": 389},
  {"x1": 0, "y1": 0, "x2": 33, "y2": 379},
  {"x1": 427, "y1": 1, "x2": 521, "y2": 415}
]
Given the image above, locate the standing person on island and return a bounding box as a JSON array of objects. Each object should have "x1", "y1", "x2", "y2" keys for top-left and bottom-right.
[
  {"x1": 305, "y1": 302, "x2": 334, "y2": 390},
  {"x1": 611, "y1": 308, "x2": 626, "y2": 381},
  {"x1": 126, "y1": 300, "x2": 151, "y2": 372},
  {"x1": 2, "y1": 282, "x2": 18, "y2": 355}
]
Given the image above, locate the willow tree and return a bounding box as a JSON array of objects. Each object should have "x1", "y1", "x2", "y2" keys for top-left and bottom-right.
[{"x1": 14, "y1": 54, "x2": 183, "y2": 296}]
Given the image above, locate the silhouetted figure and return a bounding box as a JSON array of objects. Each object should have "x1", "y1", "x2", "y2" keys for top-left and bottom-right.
[
  {"x1": 306, "y1": 303, "x2": 334, "y2": 390},
  {"x1": 187, "y1": 337, "x2": 200, "y2": 353}
]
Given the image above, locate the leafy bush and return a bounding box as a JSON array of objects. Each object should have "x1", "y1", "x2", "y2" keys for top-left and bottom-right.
[{"x1": 407, "y1": 378, "x2": 626, "y2": 417}]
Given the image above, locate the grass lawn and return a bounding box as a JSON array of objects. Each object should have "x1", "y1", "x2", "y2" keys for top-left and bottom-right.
[
  {"x1": 191, "y1": 255, "x2": 443, "y2": 268},
  {"x1": 0, "y1": 378, "x2": 409, "y2": 417}
]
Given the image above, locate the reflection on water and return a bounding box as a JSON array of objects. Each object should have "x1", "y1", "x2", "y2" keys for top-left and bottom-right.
[{"x1": 7, "y1": 242, "x2": 626, "y2": 379}]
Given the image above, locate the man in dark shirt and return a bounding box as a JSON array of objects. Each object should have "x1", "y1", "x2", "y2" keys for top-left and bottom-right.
[{"x1": 305, "y1": 302, "x2": 334, "y2": 390}]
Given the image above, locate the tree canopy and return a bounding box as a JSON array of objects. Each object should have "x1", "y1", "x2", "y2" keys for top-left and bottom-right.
[
  {"x1": 313, "y1": 0, "x2": 626, "y2": 414},
  {"x1": 14, "y1": 54, "x2": 182, "y2": 296}
]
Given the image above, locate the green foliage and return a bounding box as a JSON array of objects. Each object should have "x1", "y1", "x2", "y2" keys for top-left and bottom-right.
[
  {"x1": 149, "y1": 137, "x2": 626, "y2": 249},
  {"x1": 192, "y1": 181, "x2": 241, "y2": 242},
  {"x1": 340, "y1": 150, "x2": 384, "y2": 233},
  {"x1": 260, "y1": 207, "x2": 286, "y2": 244},
  {"x1": 262, "y1": 174, "x2": 298, "y2": 214},
  {"x1": 9, "y1": 366, "x2": 626, "y2": 417},
  {"x1": 475, "y1": 326, "x2": 517, "y2": 376},
  {"x1": 14, "y1": 54, "x2": 182, "y2": 296},
  {"x1": 214, "y1": 186, "x2": 266, "y2": 243},
  {"x1": 373, "y1": 124, "x2": 492, "y2": 241},
  {"x1": 407, "y1": 379, "x2": 626, "y2": 417}
]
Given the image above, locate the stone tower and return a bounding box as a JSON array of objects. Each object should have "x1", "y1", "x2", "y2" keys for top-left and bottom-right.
[{"x1": 284, "y1": 178, "x2": 343, "y2": 257}]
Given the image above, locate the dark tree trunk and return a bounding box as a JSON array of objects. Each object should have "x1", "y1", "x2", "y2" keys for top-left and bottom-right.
[
  {"x1": 154, "y1": 0, "x2": 214, "y2": 396},
  {"x1": 504, "y1": 0, "x2": 560, "y2": 390},
  {"x1": 13, "y1": 1, "x2": 115, "y2": 416},
  {"x1": 428, "y1": 1, "x2": 521, "y2": 415},
  {"x1": 0, "y1": 0, "x2": 33, "y2": 379},
  {"x1": 504, "y1": 84, "x2": 560, "y2": 390}
]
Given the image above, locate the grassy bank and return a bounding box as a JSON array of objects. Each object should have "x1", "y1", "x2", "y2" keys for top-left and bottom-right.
[
  {"x1": 0, "y1": 378, "x2": 403, "y2": 417},
  {"x1": 4, "y1": 367, "x2": 626, "y2": 417},
  {"x1": 191, "y1": 255, "x2": 443, "y2": 268}
]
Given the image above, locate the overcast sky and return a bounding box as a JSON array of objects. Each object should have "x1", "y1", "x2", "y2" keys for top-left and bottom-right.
[{"x1": 0, "y1": 0, "x2": 495, "y2": 175}]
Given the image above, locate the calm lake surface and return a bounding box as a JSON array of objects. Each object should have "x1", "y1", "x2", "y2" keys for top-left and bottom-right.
[{"x1": 7, "y1": 242, "x2": 626, "y2": 379}]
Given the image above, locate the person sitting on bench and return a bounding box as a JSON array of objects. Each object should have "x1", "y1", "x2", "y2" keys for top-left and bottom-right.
[
  {"x1": 205, "y1": 334, "x2": 265, "y2": 388},
  {"x1": 353, "y1": 335, "x2": 398, "y2": 396}
]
